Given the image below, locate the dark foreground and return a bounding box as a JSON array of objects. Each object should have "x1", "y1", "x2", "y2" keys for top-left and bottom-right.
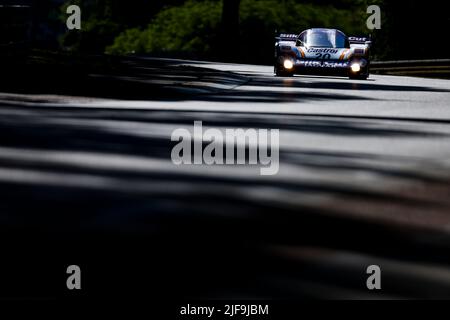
[{"x1": 1, "y1": 53, "x2": 450, "y2": 301}]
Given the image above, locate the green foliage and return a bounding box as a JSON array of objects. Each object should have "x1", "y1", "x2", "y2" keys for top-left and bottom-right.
[
  {"x1": 107, "y1": 0, "x2": 222, "y2": 56},
  {"x1": 238, "y1": 0, "x2": 367, "y2": 62},
  {"x1": 105, "y1": 28, "x2": 147, "y2": 54},
  {"x1": 38, "y1": 0, "x2": 450, "y2": 61},
  {"x1": 107, "y1": 0, "x2": 370, "y2": 62},
  {"x1": 60, "y1": 0, "x2": 122, "y2": 52},
  {"x1": 59, "y1": 0, "x2": 187, "y2": 52}
]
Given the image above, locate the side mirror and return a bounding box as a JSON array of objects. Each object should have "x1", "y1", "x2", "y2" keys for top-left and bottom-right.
[{"x1": 296, "y1": 40, "x2": 304, "y2": 47}]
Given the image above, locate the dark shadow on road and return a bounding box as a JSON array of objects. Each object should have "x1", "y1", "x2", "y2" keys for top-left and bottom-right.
[
  {"x1": 245, "y1": 74, "x2": 450, "y2": 93},
  {"x1": 1, "y1": 101, "x2": 450, "y2": 299},
  {"x1": 1, "y1": 54, "x2": 450, "y2": 300},
  {"x1": 0, "y1": 54, "x2": 448, "y2": 106}
]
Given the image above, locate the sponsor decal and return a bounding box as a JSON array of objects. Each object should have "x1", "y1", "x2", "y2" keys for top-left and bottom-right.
[
  {"x1": 300, "y1": 60, "x2": 348, "y2": 68},
  {"x1": 323, "y1": 61, "x2": 348, "y2": 68},
  {"x1": 306, "y1": 48, "x2": 339, "y2": 54},
  {"x1": 348, "y1": 36, "x2": 369, "y2": 43},
  {"x1": 279, "y1": 34, "x2": 297, "y2": 39},
  {"x1": 303, "y1": 61, "x2": 322, "y2": 67}
]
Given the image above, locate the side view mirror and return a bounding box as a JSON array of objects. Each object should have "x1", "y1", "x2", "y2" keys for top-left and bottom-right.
[{"x1": 296, "y1": 40, "x2": 304, "y2": 47}]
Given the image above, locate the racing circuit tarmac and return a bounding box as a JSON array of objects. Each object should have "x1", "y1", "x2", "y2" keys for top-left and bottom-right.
[{"x1": 1, "y1": 57, "x2": 450, "y2": 299}]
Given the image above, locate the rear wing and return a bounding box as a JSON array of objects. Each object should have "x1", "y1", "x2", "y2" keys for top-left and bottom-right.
[
  {"x1": 275, "y1": 33, "x2": 298, "y2": 42},
  {"x1": 348, "y1": 36, "x2": 372, "y2": 48}
]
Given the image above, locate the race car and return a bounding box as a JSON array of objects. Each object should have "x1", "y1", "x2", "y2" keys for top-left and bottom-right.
[{"x1": 274, "y1": 28, "x2": 371, "y2": 79}]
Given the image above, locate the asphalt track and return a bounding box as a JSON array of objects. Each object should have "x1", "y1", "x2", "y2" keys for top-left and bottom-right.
[{"x1": 1, "y1": 58, "x2": 450, "y2": 299}]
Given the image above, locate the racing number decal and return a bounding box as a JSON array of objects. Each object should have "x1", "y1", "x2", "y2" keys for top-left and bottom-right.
[{"x1": 315, "y1": 53, "x2": 332, "y2": 60}]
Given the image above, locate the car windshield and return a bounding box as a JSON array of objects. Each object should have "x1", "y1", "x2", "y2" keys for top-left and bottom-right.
[{"x1": 304, "y1": 29, "x2": 346, "y2": 48}]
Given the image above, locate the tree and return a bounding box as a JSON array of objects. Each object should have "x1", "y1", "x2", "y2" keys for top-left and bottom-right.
[{"x1": 220, "y1": 0, "x2": 241, "y2": 60}]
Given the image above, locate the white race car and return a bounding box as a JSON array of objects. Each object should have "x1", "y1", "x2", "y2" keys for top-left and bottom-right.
[{"x1": 275, "y1": 28, "x2": 371, "y2": 79}]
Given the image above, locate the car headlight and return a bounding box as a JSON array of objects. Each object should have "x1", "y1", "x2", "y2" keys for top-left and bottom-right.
[
  {"x1": 351, "y1": 63, "x2": 361, "y2": 73},
  {"x1": 283, "y1": 60, "x2": 294, "y2": 70}
]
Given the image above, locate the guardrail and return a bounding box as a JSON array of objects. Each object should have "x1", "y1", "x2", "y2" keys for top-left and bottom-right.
[{"x1": 371, "y1": 59, "x2": 450, "y2": 79}]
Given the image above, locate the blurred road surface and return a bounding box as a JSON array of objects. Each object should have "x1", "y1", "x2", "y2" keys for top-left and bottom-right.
[{"x1": 1, "y1": 57, "x2": 450, "y2": 299}]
